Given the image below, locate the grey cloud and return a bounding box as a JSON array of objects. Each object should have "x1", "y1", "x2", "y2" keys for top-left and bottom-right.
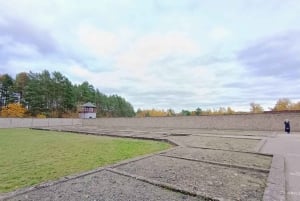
[
  {"x1": 153, "y1": 51, "x2": 233, "y2": 67},
  {"x1": 143, "y1": 89, "x2": 195, "y2": 97},
  {"x1": 222, "y1": 78, "x2": 300, "y2": 111},
  {"x1": 0, "y1": 16, "x2": 60, "y2": 68},
  {"x1": 0, "y1": 16, "x2": 58, "y2": 55},
  {"x1": 119, "y1": 87, "x2": 200, "y2": 110},
  {"x1": 222, "y1": 82, "x2": 253, "y2": 89},
  {"x1": 125, "y1": 88, "x2": 195, "y2": 99},
  {"x1": 237, "y1": 30, "x2": 300, "y2": 79},
  {"x1": 0, "y1": 15, "x2": 91, "y2": 73},
  {"x1": 189, "y1": 55, "x2": 233, "y2": 66},
  {"x1": 235, "y1": 30, "x2": 300, "y2": 104}
]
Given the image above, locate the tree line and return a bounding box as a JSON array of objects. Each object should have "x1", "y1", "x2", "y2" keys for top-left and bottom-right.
[
  {"x1": 1, "y1": 71, "x2": 299, "y2": 118},
  {"x1": 136, "y1": 107, "x2": 236, "y2": 117},
  {"x1": 136, "y1": 99, "x2": 300, "y2": 117},
  {"x1": 0, "y1": 70, "x2": 135, "y2": 118}
]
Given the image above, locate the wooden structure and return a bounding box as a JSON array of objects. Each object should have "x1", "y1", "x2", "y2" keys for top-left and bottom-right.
[{"x1": 79, "y1": 102, "x2": 96, "y2": 119}]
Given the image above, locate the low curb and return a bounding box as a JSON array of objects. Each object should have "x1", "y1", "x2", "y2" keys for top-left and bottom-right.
[
  {"x1": 255, "y1": 138, "x2": 268, "y2": 152},
  {"x1": 160, "y1": 154, "x2": 270, "y2": 173},
  {"x1": 263, "y1": 155, "x2": 286, "y2": 201}
]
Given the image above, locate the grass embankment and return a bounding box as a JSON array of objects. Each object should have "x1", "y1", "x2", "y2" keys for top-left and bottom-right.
[{"x1": 0, "y1": 128, "x2": 171, "y2": 193}]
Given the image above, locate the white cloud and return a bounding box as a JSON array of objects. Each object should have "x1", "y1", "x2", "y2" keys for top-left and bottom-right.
[
  {"x1": 78, "y1": 25, "x2": 119, "y2": 57},
  {"x1": 116, "y1": 32, "x2": 200, "y2": 74},
  {"x1": 65, "y1": 64, "x2": 127, "y2": 91},
  {"x1": 210, "y1": 26, "x2": 232, "y2": 41},
  {"x1": 2, "y1": 0, "x2": 300, "y2": 111}
]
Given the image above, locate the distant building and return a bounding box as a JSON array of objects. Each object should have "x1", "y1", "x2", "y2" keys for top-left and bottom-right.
[{"x1": 79, "y1": 102, "x2": 96, "y2": 119}]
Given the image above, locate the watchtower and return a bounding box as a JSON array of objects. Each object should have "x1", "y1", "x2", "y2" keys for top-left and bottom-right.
[{"x1": 79, "y1": 102, "x2": 96, "y2": 119}]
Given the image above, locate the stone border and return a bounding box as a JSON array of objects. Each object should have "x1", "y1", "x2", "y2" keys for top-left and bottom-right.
[
  {"x1": 255, "y1": 138, "x2": 268, "y2": 152},
  {"x1": 186, "y1": 145, "x2": 274, "y2": 156},
  {"x1": 160, "y1": 154, "x2": 270, "y2": 173},
  {"x1": 263, "y1": 155, "x2": 286, "y2": 201},
  {"x1": 32, "y1": 127, "x2": 180, "y2": 146}
]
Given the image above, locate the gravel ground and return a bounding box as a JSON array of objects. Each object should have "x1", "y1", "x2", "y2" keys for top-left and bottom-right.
[
  {"x1": 64, "y1": 127, "x2": 136, "y2": 137},
  {"x1": 164, "y1": 128, "x2": 273, "y2": 137},
  {"x1": 168, "y1": 136, "x2": 260, "y2": 152},
  {"x1": 47, "y1": 126, "x2": 277, "y2": 138},
  {"x1": 161, "y1": 147, "x2": 272, "y2": 169},
  {"x1": 76, "y1": 126, "x2": 278, "y2": 137},
  {"x1": 57, "y1": 126, "x2": 168, "y2": 138},
  {"x1": 14, "y1": 127, "x2": 274, "y2": 201},
  {"x1": 115, "y1": 155, "x2": 268, "y2": 201},
  {"x1": 4, "y1": 170, "x2": 201, "y2": 201}
]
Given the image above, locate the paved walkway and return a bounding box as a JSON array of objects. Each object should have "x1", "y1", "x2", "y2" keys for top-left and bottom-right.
[{"x1": 261, "y1": 133, "x2": 300, "y2": 201}]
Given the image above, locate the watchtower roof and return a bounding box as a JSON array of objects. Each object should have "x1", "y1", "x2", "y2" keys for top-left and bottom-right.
[{"x1": 82, "y1": 102, "x2": 96, "y2": 108}]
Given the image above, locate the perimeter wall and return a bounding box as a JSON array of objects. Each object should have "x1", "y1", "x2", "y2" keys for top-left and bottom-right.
[
  {"x1": 82, "y1": 113, "x2": 300, "y2": 131},
  {"x1": 0, "y1": 118, "x2": 82, "y2": 128},
  {"x1": 0, "y1": 112, "x2": 299, "y2": 131}
]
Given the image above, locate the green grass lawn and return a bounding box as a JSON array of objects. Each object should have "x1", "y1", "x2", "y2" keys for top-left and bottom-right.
[{"x1": 0, "y1": 128, "x2": 171, "y2": 193}]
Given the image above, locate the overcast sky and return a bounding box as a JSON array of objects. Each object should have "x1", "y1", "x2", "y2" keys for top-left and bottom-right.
[{"x1": 1, "y1": 0, "x2": 300, "y2": 112}]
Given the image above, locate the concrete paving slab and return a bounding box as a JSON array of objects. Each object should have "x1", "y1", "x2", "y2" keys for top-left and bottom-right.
[
  {"x1": 261, "y1": 135, "x2": 300, "y2": 201},
  {"x1": 262, "y1": 155, "x2": 286, "y2": 201}
]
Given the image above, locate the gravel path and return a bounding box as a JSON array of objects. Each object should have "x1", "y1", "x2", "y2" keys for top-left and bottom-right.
[
  {"x1": 168, "y1": 135, "x2": 260, "y2": 152},
  {"x1": 114, "y1": 155, "x2": 268, "y2": 200},
  {"x1": 162, "y1": 147, "x2": 272, "y2": 170},
  {"x1": 5, "y1": 170, "x2": 201, "y2": 201},
  {"x1": 55, "y1": 126, "x2": 279, "y2": 138}
]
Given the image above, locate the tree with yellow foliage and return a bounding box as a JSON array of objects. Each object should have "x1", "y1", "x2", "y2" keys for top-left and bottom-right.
[
  {"x1": 273, "y1": 98, "x2": 292, "y2": 111},
  {"x1": 136, "y1": 108, "x2": 169, "y2": 117},
  {"x1": 290, "y1": 101, "x2": 300, "y2": 110},
  {"x1": 202, "y1": 109, "x2": 212, "y2": 115},
  {"x1": 0, "y1": 103, "x2": 27, "y2": 117},
  {"x1": 250, "y1": 102, "x2": 264, "y2": 113}
]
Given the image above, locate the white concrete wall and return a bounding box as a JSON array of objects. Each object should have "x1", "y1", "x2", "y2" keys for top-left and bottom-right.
[
  {"x1": 79, "y1": 113, "x2": 96, "y2": 119},
  {"x1": 1, "y1": 112, "x2": 300, "y2": 131},
  {"x1": 82, "y1": 113, "x2": 300, "y2": 131}
]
